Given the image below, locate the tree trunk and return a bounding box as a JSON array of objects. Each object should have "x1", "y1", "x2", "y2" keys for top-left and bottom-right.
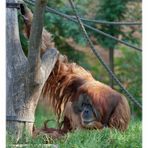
[{"x1": 6, "y1": 0, "x2": 58, "y2": 142}]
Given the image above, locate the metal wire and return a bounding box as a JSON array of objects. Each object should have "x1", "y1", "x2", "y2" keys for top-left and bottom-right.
[
  {"x1": 6, "y1": 2, "x2": 21, "y2": 9},
  {"x1": 6, "y1": 115, "x2": 34, "y2": 123},
  {"x1": 69, "y1": 0, "x2": 142, "y2": 110},
  {"x1": 24, "y1": 0, "x2": 142, "y2": 52}
]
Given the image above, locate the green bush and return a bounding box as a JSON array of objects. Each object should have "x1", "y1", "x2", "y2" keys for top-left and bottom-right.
[
  {"x1": 93, "y1": 0, "x2": 128, "y2": 48},
  {"x1": 115, "y1": 46, "x2": 142, "y2": 118}
]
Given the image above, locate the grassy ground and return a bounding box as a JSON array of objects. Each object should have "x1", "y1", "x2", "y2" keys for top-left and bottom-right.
[
  {"x1": 30, "y1": 105, "x2": 142, "y2": 148},
  {"x1": 7, "y1": 105, "x2": 142, "y2": 148}
]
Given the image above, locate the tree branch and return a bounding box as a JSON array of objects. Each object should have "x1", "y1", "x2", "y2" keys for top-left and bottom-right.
[
  {"x1": 41, "y1": 48, "x2": 59, "y2": 82},
  {"x1": 28, "y1": 0, "x2": 47, "y2": 84}
]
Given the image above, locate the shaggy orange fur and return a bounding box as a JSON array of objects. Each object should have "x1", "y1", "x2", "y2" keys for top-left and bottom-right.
[
  {"x1": 42, "y1": 56, "x2": 130, "y2": 131},
  {"x1": 21, "y1": 6, "x2": 130, "y2": 134}
]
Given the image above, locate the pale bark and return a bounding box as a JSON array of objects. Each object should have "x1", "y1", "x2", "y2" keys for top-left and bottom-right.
[{"x1": 6, "y1": 0, "x2": 58, "y2": 142}]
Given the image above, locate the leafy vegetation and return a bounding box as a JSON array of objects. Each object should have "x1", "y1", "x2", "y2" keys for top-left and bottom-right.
[
  {"x1": 94, "y1": 0, "x2": 128, "y2": 48},
  {"x1": 115, "y1": 46, "x2": 142, "y2": 118}
]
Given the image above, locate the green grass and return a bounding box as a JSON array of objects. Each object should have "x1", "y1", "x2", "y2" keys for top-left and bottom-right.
[
  {"x1": 57, "y1": 122, "x2": 142, "y2": 148},
  {"x1": 7, "y1": 105, "x2": 142, "y2": 148},
  {"x1": 35, "y1": 106, "x2": 142, "y2": 148}
]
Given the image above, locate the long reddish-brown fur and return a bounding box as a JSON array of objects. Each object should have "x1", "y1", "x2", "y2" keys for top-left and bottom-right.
[
  {"x1": 21, "y1": 5, "x2": 130, "y2": 137},
  {"x1": 42, "y1": 56, "x2": 130, "y2": 131}
]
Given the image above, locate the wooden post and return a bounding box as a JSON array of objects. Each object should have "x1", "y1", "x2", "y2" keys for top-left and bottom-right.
[
  {"x1": 6, "y1": 0, "x2": 58, "y2": 142},
  {"x1": 109, "y1": 47, "x2": 114, "y2": 88}
]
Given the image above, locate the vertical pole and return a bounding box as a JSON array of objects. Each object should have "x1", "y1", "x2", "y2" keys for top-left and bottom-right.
[{"x1": 109, "y1": 47, "x2": 114, "y2": 88}]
